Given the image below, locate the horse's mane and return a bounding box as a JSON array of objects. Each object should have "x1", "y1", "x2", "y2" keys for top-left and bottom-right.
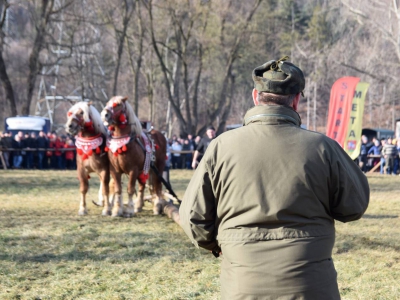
[
  {"x1": 112, "y1": 96, "x2": 143, "y2": 136},
  {"x1": 68, "y1": 102, "x2": 107, "y2": 136}
]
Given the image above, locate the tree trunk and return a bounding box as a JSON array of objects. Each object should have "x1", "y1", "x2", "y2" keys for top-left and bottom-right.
[
  {"x1": 0, "y1": 1, "x2": 17, "y2": 116},
  {"x1": 22, "y1": 0, "x2": 54, "y2": 116},
  {"x1": 112, "y1": 0, "x2": 134, "y2": 96},
  {"x1": 0, "y1": 53, "x2": 17, "y2": 116}
]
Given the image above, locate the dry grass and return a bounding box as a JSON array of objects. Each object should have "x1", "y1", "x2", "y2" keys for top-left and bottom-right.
[{"x1": 0, "y1": 170, "x2": 399, "y2": 299}]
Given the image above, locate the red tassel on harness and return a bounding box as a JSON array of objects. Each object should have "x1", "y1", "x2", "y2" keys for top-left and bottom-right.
[
  {"x1": 117, "y1": 148, "x2": 122, "y2": 153},
  {"x1": 122, "y1": 145, "x2": 127, "y2": 152},
  {"x1": 104, "y1": 146, "x2": 109, "y2": 152},
  {"x1": 113, "y1": 102, "x2": 118, "y2": 108},
  {"x1": 113, "y1": 152, "x2": 118, "y2": 157},
  {"x1": 119, "y1": 114, "x2": 126, "y2": 123},
  {"x1": 82, "y1": 154, "x2": 88, "y2": 160},
  {"x1": 155, "y1": 144, "x2": 159, "y2": 150},
  {"x1": 67, "y1": 111, "x2": 72, "y2": 117},
  {"x1": 96, "y1": 147, "x2": 101, "y2": 154},
  {"x1": 77, "y1": 148, "x2": 83, "y2": 155},
  {"x1": 84, "y1": 121, "x2": 93, "y2": 128},
  {"x1": 138, "y1": 173, "x2": 149, "y2": 184}
]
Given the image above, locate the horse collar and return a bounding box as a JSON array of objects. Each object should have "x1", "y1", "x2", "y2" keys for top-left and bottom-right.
[
  {"x1": 75, "y1": 133, "x2": 103, "y2": 160},
  {"x1": 105, "y1": 135, "x2": 131, "y2": 156}
]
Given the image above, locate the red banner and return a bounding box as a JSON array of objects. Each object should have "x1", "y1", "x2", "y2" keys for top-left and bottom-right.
[{"x1": 326, "y1": 77, "x2": 360, "y2": 147}]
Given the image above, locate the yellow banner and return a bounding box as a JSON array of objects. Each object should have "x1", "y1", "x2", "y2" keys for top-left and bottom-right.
[{"x1": 343, "y1": 82, "x2": 370, "y2": 160}]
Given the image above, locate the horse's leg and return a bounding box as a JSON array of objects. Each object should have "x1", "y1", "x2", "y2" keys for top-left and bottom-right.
[
  {"x1": 78, "y1": 172, "x2": 89, "y2": 216},
  {"x1": 150, "y1": 171, "x2": 166, "y2": 215},
  {"x1": 135, "y1": 178, "x2": 145, "y2": 213},
  {"x1": 125, "y1": 171, "x2": 137, "y2": 218},
  {"x1": 111, "y1": 171, "x2": 124, "y2": 217},
  {"x1": 109, "y1": 177, "x2": 115, "y2": 208},
  {"x1": 100, "y1": 170, "x2": 111, "y2": 216},
  {"x1": 97, "y1": 182, "x2": 104, "y2": 207}
]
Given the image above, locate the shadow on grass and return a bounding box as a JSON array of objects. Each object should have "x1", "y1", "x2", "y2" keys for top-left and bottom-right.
[
  {"x1": 363, "y1": 214, "x2": 398, "y2": 219},
  {"x1": 0, "y1": 229, "x2": 192, "y2": 263},
  {"x1": 336, "y1": 234, "x2": 400, "y2": 254}
]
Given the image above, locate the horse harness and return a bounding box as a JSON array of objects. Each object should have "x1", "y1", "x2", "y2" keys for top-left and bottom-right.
[{"x1": 105, "y1": 131, "x2": 156, "y2": 185}]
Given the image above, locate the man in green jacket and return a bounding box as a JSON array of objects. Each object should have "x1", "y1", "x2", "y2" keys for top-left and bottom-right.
[{"x1": 179, "y1": 57, "x2": 370, "y2": 299}]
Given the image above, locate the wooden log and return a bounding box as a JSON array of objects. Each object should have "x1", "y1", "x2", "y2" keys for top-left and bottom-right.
[{"x1": 164, "y1": 202, "x2": 180, "y2": 225}]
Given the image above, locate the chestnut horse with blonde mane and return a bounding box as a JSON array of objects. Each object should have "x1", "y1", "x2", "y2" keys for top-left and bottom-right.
[
  {"x1": 65, "y1": 102, "x2": 111, "y2": 216},
  {"x1": 101, "y1": 96, "x2": 167, "y2": 217}
]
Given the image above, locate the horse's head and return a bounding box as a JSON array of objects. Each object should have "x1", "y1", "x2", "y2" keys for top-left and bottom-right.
[
  {"x1": 101, "y1": 96, "x2": 128, "y2": 130},
  {"x1": 65, "y1": 102, "x2": 93, "y2": 136}
]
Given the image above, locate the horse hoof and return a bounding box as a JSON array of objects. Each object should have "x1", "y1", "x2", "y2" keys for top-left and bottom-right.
[
  {"x1": 102, "y1": 210, "x2": 111, "y2": 216},
  {"x1": 111, "y1": 210, "x2": 123, "y2": 217},
  {"x1": 124, "y1": 212, "x2": 134, "y2": 218},
  {"x1": 134, "y1": 208, "x2": 142, "y2": 213},
  {"x1": 153, "y1": 204, "x2": 163, "y2": 215},
  {"x1": 78, "y1": 210, "x2": 88, "y2": 216}
]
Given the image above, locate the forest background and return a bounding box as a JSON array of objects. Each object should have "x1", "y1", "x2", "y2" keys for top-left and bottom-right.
[{"x1": 1, "y1": 0, "x2": 400, "y2": 137}]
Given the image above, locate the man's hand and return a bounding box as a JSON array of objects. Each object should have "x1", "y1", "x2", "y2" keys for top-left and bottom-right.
[{"x1": 192, "y1": 160, "x2": 198, "y2": 169}]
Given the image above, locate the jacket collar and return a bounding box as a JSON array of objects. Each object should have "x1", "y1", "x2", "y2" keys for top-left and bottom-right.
[{"x1": 243, "y1": 105, "x2": 302, "y2": 127}]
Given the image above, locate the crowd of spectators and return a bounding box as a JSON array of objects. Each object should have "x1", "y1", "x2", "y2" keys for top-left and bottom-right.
[
  {"x1": 359, "y1": 135, "x2": 400, "y2": 175},
  {"x1": 167, "y1": 133, "x2": 198, "y2": 170},
  {"x1": 0, "y1": 130, "x2": 76, "y2": 170}
]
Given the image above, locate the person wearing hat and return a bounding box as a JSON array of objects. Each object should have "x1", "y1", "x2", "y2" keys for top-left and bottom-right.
[
  {"x1": 179, "y1": 57, "x2": 370, "y2": 299},
  {"x1": 191, "y1": 126, "x2": 216, "y2": 169}
]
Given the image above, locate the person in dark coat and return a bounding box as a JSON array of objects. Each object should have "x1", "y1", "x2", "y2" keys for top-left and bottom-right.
[
  {"x1": 1, "y1": 132, "x2": 12, "y2": 168},
  {"x1": 36, "y1": 131, "x2": 49, "y2": 170},
  {"x1": 12, "y1": 134, "x2": 23, "y2": 169},
  {"x1": 180, "y1": 56, "x2": 370, "y2": 300}
]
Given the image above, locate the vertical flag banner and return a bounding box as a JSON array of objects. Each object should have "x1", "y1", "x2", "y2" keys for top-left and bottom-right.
[
  {"x1": 343, "y1": 82, "x2": 370, "y2": 160},
  {"x1": 326, "y1": 77, "x2": 360, "y2": 147}
]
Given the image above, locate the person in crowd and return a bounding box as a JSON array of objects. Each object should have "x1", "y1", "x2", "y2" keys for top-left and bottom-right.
[
  {"x1": 393, "y1": 138, "x2": 400, "y2": 175},
  {"x1": 380, "y1": 138, "x2": 387, "y2": 174},
  {"x1": 46, "y1": 132, "x2": 53, "y2": 168},
  {"x1": 367, "y1": 138, "x2": 381, "y2": 169},
  {"x1": 36, "y1": 131, "x2": 49, "y2": 170},
  {"x1": 12, "y1": 134, "x2": 23, "y2": 169},
  {"x1": 171, "y1": 139, "x2": 182, "y2": 169},
  {"x1": 194, "y1": 135, "x2": 201, "y2": 150},
  {"x1": 359, "y1": 135, "x2": 369, "y2": 172},
  {"x1": 49, "y1": 132, "x2": 63, "y2": 169},
  {"x1": 64, "y1": 137, "x2": 76, "y2": 170},
  {"x1": 24, "y1": 132, "x2": 37, "y2": 169},
  {"x1": 21, "y1": 133, "x2": 29, "y2": 168},
  {"x1": 60, "y1": 135, "x2": 68, "y2": 169},
  {"x1": 181, "y1": 139, "x2": 193, "y2": 169},
  {"x1": 1, "y1": 131, "x2": 12, "y2": 168},
  {"x1": 191, "y1": 126, "x2": 216, "y2": 169},
  {"x1": 187, "y1": 134, "x2": 196, "y2": 150},
  {"x1": 179, "y1": 57, "x2": 369, "y2": 299},
  {"x1": 382, "y1": 137, "x2": 398, "y2": 175}
]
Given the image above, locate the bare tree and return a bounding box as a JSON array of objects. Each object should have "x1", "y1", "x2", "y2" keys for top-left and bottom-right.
[{"x1": 0, "y1": 0, "x2": 17, "y2": 116}]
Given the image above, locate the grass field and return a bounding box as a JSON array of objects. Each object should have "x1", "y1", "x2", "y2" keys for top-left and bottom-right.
[{"x1": 0, "y1": 170, "x2": 399, "y2": 300}]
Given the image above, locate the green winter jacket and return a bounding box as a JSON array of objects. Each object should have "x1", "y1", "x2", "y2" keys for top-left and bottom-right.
[{"x1": 179, "y1": 104, "x2": 369, "y2": 300}]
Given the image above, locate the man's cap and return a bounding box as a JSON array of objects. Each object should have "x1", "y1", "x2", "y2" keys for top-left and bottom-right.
[
  {"x1": 252, "y1": 56, "x2": 305, "y2": 96},
  {"x1": 206, "y1": 126, "x2": 215, "y2": 131}
]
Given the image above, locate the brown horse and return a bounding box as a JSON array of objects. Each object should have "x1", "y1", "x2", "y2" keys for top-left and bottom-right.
[
  {"x1": 101, "y1": 96, "x2": 167, "y2": 217},
  {"x1": 65, "y1": 102, "x2": 111, "y2": 216}
]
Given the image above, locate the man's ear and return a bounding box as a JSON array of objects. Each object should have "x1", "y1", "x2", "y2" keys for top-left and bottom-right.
[
  {"x1": 252, "y1": 89, "x2": 259, "y2": 106},
  {"x1": 292, "y1": 93, "x2": 301, "y2": 111}
]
